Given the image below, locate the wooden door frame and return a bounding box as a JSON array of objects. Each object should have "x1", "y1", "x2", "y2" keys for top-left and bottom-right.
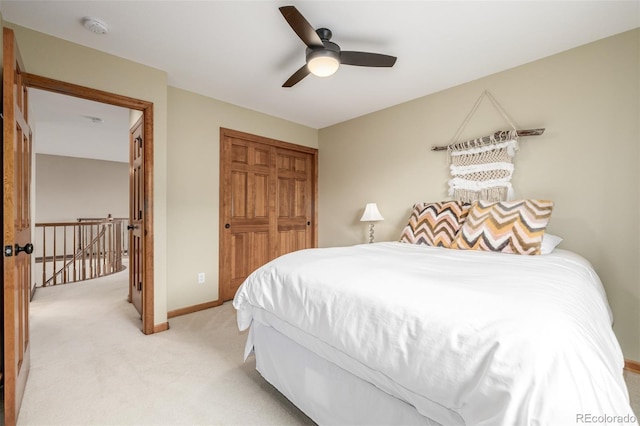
[{"x1": 21, "y1": 73, "x2": 155, "y2": 335}]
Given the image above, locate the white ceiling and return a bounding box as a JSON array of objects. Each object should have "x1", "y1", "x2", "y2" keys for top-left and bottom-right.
[
  {"x1": 29, "y1": 88, "x2": 131, "y2": 162},
  {"x1": 3, "y1": 1, "x2": 639, "y2": 161}
]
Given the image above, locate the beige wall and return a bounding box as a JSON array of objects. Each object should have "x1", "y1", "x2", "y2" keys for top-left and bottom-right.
[
  {"x1": 6, "y1": 20, "x2": 639, "y2": 361},
  {"x1": 7, "y1": 23, "x2": 170, "y2": 326},
  {"x1": 7, "y1": 22, "x2": 319, "y2": 321},
  {"x1": 318, "y1": 29, "x2": 640, "y2": 360},
  {"x1": 34, "y1": 154, "x2": 128, "y2": 222},
  {"x1": 166, "y1": 87, "x2": 317, "y2": 311}
]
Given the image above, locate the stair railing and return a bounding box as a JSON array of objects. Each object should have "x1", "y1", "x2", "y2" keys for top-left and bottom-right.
[{"x1": 34, "y1": 215, "x2": 128, "y2": 287}]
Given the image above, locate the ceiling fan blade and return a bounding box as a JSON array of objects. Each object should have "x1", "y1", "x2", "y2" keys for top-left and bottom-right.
[
  {"x1": 279, "y1": 6, "x2": 324, "y2": 49},
  {"x1": 283, "y1": 64, "x2": 310, "y2": 87},
  {"x1": 340, "y1": 51, "x2": 397, "y2": 67}
]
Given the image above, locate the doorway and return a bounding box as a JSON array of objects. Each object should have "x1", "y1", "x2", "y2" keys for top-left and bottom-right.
[
  {"x1": 22, "y1": 73, "x2": 155, "y2": 335},
  {"x1": 30, "y1": 88, "x2": 131, "y2": 300}
]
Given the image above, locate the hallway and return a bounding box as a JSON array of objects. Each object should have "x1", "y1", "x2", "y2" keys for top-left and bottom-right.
[{"x1": 15, "y1": 264, "x2": 311, "y2": 425}]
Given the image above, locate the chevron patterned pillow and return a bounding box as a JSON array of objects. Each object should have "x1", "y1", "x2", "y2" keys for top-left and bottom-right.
[
  {"x1": 399, "y1": 201, "x2": 471, "y2": 248},
  {"x1": 451, "y1": 199, "x2": 554, "y2": 255}
]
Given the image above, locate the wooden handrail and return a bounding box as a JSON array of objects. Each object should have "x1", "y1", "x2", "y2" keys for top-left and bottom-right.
[
  {"x1": 37, "y1": 220, "x2": 106, "y2": 227},
  {"x1": 77, "y1": 217, "x2": 127, "y2": 222},
  {"x1": 34, "y1": 217, "x2": 128, "y2": 287}
]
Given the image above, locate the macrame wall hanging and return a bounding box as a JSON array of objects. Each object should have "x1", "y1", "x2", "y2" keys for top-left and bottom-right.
[{"x1": 431, "y1": 91, "x2": 545, "y2": 203}]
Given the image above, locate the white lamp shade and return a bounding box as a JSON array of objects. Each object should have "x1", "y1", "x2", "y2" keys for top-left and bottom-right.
[{"x1": 360, "y1": 203, "x2": 384, "y2": 222}]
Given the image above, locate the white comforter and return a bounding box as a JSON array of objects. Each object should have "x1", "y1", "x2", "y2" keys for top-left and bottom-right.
[{"x1": 233, "y1": 242, "x2": 636, "y2": 426}]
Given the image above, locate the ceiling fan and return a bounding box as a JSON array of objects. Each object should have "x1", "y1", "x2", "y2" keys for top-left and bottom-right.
[{"x1": 279, "y1": 5, "x2": 397, "y2": 87}]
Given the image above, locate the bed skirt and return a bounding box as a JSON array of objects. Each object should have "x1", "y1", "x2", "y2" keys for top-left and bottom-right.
[{"x1": 251, "y1": 321, "x2": 440, "y2": 426}]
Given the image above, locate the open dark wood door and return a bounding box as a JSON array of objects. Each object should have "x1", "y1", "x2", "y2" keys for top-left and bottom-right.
[
  {"x1": 3, "y1": 27, "x2": 32, "y2": 426},
  {"x1": 128, "y1": 116, "x2": 144, "y2": 318}
]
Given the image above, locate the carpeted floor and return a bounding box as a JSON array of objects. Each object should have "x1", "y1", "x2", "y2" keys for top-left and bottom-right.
[
  {"x1": 17, "y1": 267, "x2": 313, "y2": 426},
  {"x1": 15, "y1": 265, "x2": 640, "y2": 425},
  {"x1": 625, "y1": 370, "x2": 640, "y2": 418}
]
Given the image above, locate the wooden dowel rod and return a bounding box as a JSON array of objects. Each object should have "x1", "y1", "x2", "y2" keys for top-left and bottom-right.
[{"x1": 431, "y1": 128, "x2": 545, "y2": 151}]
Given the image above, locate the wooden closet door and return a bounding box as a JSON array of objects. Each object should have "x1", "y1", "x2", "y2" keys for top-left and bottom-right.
[
  {"x1": 219, "y1": 129, "x2": 317, "y2": 301},
  {"x1": 275, "y1": 147, "x2": 313, "y2": 257},
  {"x1": 220, "y1": 133, "x2": 275, "y2": 301}
]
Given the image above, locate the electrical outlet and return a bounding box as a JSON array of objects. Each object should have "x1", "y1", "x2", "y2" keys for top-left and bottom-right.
[{"x1": 198, "y1": 272, "x2": 205, "y2": 284}]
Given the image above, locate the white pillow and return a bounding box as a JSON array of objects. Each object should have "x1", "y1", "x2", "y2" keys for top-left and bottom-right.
[{"x1": 540, "y1": 233, "x2": 563, "y2": 254}]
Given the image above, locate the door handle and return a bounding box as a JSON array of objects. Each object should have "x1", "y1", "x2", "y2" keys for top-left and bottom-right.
[
  {"x1": 127, "y1": 224, "x2": 138, "y2": 230},
  {"x1": 15, "y1": 243, "x2": 34, "y2": 255}
]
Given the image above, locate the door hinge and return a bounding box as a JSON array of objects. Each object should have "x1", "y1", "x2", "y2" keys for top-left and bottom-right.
[{"x1": 4, "y1": 245, "x2": 13, "y2": 257}]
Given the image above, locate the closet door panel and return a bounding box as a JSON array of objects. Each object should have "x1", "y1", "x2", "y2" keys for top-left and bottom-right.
[
  {"x1": 275, "y1": 148, "x2": 313, "y2": 258},
  {"x1": 220, "y1": 129, "x2": 317, "y2": 301}
]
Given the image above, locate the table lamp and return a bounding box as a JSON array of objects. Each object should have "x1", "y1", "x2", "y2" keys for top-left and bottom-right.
[{"x1": 360, "y1": 203, "x2": 384, "y2": 243}]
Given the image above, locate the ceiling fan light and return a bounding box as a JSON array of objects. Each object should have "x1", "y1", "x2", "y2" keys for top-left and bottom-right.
[{"x1": 307, "y1": 51, "x2": 340, "y2": 77}]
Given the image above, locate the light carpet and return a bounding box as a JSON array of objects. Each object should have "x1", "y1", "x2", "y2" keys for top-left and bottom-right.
[{"x1": 17, "y1": 267, "x2": 314, "y2": 426}]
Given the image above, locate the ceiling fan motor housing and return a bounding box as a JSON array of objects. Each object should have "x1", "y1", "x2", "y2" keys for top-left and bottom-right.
[
  {"x1": 315, "y1": 27, "x2": 333, "y2": 41},
  {"x1": 306, "y1": 41, "x2": 340, "y2": 63}
]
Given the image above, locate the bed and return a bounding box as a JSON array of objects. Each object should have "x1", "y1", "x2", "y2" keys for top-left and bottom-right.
[{"x1": 233, "y1": 200, "x2": 637, "y2": 425}]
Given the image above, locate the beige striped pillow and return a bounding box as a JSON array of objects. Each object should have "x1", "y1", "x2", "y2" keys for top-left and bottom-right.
[
  {"x1": 451, "y1": 199, "x2": 554, "y2": 255},
  {"x1": 400, "y1": 201, "x2": 471, "y2": 248}
]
